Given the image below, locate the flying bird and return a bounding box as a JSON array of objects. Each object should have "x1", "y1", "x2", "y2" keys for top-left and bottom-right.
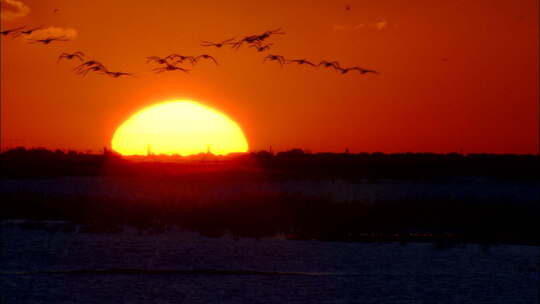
[
  {"x1": 29, "y1": 36, "x2": 70, "y2": 44},
  {"x1": 146, "y1": 56, "x2": 170, "y2": 65},
  {"x1": 193, "y1": 54, "x2": 218, "y2": 65},
  {"x1": 336, "y1": 66, "x2": 378, "y2": 75},
  {"x1": 249, "y1": 43, "x2": 273, "y2": 52},
  {"x1": 0, "y1": 26, "x2": 25, "y2": 36},
  {"x1": 263, "y1": 54, "x2": 286, "y2": 66},
  {"x1": 153, "y1": 63, "x2": 190, "y2": 73},
  {"x1": 233, "y1": 28, "x2": 285, "y2": 49},
  {"x1": 106, "y1": 71, "x2": 136, "y2": 78},
  {"x1": 335, "y1": 67, "x2": 356, "y2": 74},
  {"x1": 360, "y1": 68, "x2": 378, "y2": 74},
  {"x1": 258, "y1": 28, "x2": 285, "y2": 39},
  {"x1": 76, "y1": 65, "x2": 108, "y2": 76},
  {"x1": 287, "y1": 59, "x2": 317, "y2": 67},
  {"x1": 165, "y1": 54, "x2": 196, "y2": 64},
  {"x1": 318, "y1": 60, "x2": 341, "y2": 70},
  {"x1": 201, "y1": 38, "x2": 236, "y2": 48},
  {"x1": 57, "y1": 51, "x2": 85, "y2": 63},
  {"x1": 73, "y1": 60, "x2": 105, "y2": 72}
]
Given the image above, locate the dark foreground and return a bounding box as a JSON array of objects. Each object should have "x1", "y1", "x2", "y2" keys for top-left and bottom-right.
[
  {"x1": 1, "y1": 148, "x2": 539, "y2": 246},
  {"x1": 1, "y1": 149, "x2": 539, "y2": 303},
  {"x1": 1, "y1": 221, "x2": 539, "y2": 304}
]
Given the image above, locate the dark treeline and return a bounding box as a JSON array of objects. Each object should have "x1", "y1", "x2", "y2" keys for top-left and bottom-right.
[
  {"x1": 1, "y1": 147, "x2": 539, "y2": 180},
  {"x1": 1, "y1": 147, "x2": 539, "y2": 245}
]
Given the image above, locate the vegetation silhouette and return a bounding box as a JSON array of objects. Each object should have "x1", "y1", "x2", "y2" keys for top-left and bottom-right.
[{"x1": 1, "y1": 147, "x2": 538, "y2": 246}]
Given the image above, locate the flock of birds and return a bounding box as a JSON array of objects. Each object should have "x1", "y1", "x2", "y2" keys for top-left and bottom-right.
[{"x1": 1, "y1": 25, "x2": 378, "y2": 78}]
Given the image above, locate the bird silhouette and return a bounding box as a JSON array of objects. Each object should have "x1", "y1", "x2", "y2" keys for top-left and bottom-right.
[
  {"x1": 165, "y1": 54, "x2": 196, "y2": 65},
  {"x1": 336, "y1": 66, "x2": 378, "y2": 74},
  {"x1": 257, "y1": 28, "x2": 285, "y2": 41},
  {"x1": 263, "y1": 54, "x2": 286, "y2": 66},
  {"x1": 249, "y1": 42, "x2": 273, "y2": 52},
  {"x1": 233, "y1": 28, "x2": 285, "y2": 49},
  {"x1": 76, "y1": 65, "x2": 108, "y2": 76},
  {"x1": 350, "y1": 67, "x2": 378, "y2": 74},
  {"x1": 106, "y1": 71, "x2": 136, "y2": 78},
  {"x1": 287, "y1": 59, "x2": 317, "y2": 67},
  {"x1": 73, "y1": 60, "x2": 105, "y2": 72},
  {"x1": 0, "y1": 26, "x2": 25, "y2": 36},
  {"x1": 318, "y1": 60, "x2": 341, "y2": 70},
  {"x1": 193, "y1": 54, "x2": 218, "y2": 65},
  {"x1": 153, "y1": 63, "x2": 190, "y2": 73},
  {"x1": 29, "y1": 36, "x2": 70, "y2": 44},
  {"x1": 146, "y1": 56, "x2": 170, "y2": 65},
  {"x1": 201, "y1": 38, "x2": 236, "y2": 48},
  {"x1": 57, "y1": 51, "x2": 85, "y2": 63}
]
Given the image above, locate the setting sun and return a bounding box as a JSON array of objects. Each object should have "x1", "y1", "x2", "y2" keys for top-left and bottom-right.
[{"x1": 111, "y1": 100, "x2": 249, "y2": 156}]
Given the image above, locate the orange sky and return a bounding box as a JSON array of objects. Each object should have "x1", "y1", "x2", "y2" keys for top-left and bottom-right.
[{"x1": 1, "y1": 0, "x2": 538, "y2": 154}]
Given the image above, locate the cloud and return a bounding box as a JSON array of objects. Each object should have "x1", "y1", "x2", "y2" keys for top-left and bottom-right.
[
  {"x1": 375, "y1": 20, "x2": 387, "y2": 31},
  {"x1": 353, "y1": 24, "x2": 366, "y2": 30},
  {"x1": 0, "y1": 0, "x2": 30, "y2": 20},
  {"x1": 333, "y1": 21, "x2": 388, "y2": 32},
  {"x1": 25, "y1": 26, "x2": 78, "y2": 40}
]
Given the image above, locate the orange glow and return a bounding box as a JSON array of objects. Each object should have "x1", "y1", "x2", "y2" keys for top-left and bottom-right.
[
  {"x1": 111, "y1": 100, "x2": 248, "y2": 156},
  {"x1": 1, "y1": 1, "x2": 538, "y2": 154}
]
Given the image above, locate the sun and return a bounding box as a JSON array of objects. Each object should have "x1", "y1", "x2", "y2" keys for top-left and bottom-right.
[{"x1": 111, "y1": 100, "x2": 249, "y2": 156}]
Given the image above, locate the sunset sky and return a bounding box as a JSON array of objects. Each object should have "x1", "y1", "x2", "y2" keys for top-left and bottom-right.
[{"x1": 1, "y1": 0, "x2": 538, "y2": 154}]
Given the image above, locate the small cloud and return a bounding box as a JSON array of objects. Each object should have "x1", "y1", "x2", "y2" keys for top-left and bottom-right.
[
  {"x1": 0, "y1": 0, "x2": 30, "y2": 20},
  {"x1": 25, "y1": 26, "x2": 78, "y2": 40},
  {"x1": 333, "y1": 21, "x2": 388, "y2": 32},
  {"x1": 375, "y1": 20, "x2": 387, "y2": 30}
]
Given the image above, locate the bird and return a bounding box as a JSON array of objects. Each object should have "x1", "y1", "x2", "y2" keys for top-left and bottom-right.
[
  {"x1": 256, "y1": 28, "x2": 285, "y2": 42},
  {"x1": 335, "y1": 67, "x2": 356, "y2": 74},
  {"x1": 0, "y1": 26, "x2": 25, "y2": 36},
  {"x1": 57, "y1": 51, "x2": 85, "y2": 63},
  {"x1": 146, "y1": 56, "x2": 170, "y2": 65},
  {"x1": 287, "y1": 59, "x2": 317, "y2": 67},
  {"x1": 29, "y1": 36, "x2": 70, "y2": 44},
  {"x1": 76, "y1": 65, "x2": 108, "y2": 76},
  {"x1": 106, "y1": 71, "x2": 136, "y2": 78},
  {"x1": 249, "y1": 43, "x2": 273, "y2": 52},
  {"x1": 318, "y1": 60, "x2": 341, "y2": 70},
  {"x1": 337, "y1": 66, "x2": 378, "y2": 74},
  {"x1": 165, "y1": 54, "x2": 196, "y2": 65},
  {"x1": 73, "y1": 60, "x2": 105, "y2": 72},
  {"x1": 153, "y1": 63, "x2": 190, "y2": 73},
  {"x1": 351, "y1": 67, "x2": 378, "y2": 74},
  {"x1": 193, "y1": 54, "x2": 218, "y2": 65},
  {"x1": 263, "y1": 54, "x2": 286, "y2": 66},
  {"x1": 232, "y1": 28, "x2": 284, "y2": 49},
  {"x1": 201, "y1": 38, "x2": 236, "y2": 48}
]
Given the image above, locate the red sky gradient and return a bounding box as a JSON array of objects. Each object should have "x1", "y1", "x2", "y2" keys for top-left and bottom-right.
[{"x1": 1, "y1": 0, "x2": 538, "y2": 154}]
